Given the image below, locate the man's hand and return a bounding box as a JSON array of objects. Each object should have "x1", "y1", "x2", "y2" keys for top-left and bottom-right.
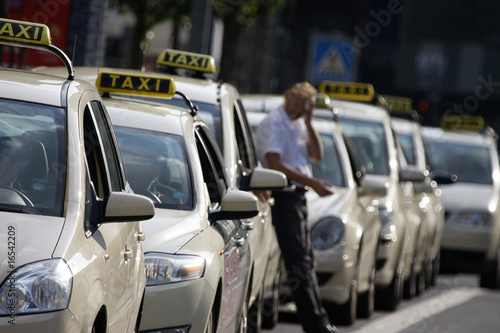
[
  {"x1": 254, "y1": 190, "x2": 272, "y2": 203},
  {"x1": 310, "y1": 178, "x2": 333, "y2": 197}
]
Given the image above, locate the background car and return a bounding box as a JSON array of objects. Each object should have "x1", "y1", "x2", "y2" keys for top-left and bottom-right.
[
  {"x1": 246, "y1": 104, "x2": 381, "y2": 326},
  {"x1": 94, "y1": 71, "x2": 265, "y2": 333},
  {"x1": 391, "y1": 116, "x2": 448, "y2": 294},
  {"x1": 422, "y1": 118, "x2": 500, "y2": 289},
  {"x1": 317, "y1": 81, "x2": 425, "y2": 311},
  {"x1": 0, "y1": 19, "x2": 154, "y2": 333}
]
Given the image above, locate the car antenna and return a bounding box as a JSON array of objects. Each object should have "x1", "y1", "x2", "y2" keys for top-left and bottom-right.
[{"x1": 175, "y1": 91, "x2": 199, "y2": 116}]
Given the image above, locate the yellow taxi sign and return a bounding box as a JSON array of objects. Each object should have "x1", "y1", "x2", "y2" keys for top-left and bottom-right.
[
  {"x1": 0, "y1": 18, "x2": 51, "y2": 46},
  {"x1": 96, "y1": 72, "x2": 176, "y2": 98},
  {"x1": 315, "y1": 93, "x2": 331, "y2": 109},
  {"x1": 157, "y1": 49, "x2": 216, "y2": 74},
  {"x1": 382, "y1": 95, "x2": 413, "y2": 114},
  {"x1": 440, "y1": 114, "x2": 485, "y2": 132},
  {"x1": 319, "y1": 81, "x2": 375, "y2": 102}
]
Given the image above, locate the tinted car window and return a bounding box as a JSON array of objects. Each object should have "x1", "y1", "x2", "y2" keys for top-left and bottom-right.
[
  {"x1": 312, "y1": 132, "x2": 345, "y2": 187},
  {"x1": 340, "y1": 118, "x2": 390, "y2": 175},
  {"x1": 114, "y1": 126, "x2": 193, "y2": 210},
  {"x1": 0, "y1": 99, "x2": 66, "y2": 216}
]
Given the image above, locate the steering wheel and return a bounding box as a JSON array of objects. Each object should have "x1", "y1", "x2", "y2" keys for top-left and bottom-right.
[
  {"x1": 133, "y1": 188, "x2": 162, "y2": 204},
  {"x1": 0, "y1": 185, "x2": 35, "y2": 207}
]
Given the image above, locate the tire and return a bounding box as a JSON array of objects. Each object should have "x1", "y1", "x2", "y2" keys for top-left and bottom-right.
[
  {"x1": 205, "y1": 305, "x2": 215, "y2": 333},
  {"x1": 403, "y1": 262, "x2": 416, "y2": 299},
  {"x1": 375, "y1": 267, "x2": 402, "y2": 311},
  {"x1": 248, "y1": 287, "x2": 263, "y2": 333},
  {"x1": 328, "y1": 266, "x2": 358, "y2": 326},
  {"x1": 262, "y1": 262, "x2": 281, "y2": 329},
  {"x1": 357, "y1": 260, "x2": 375, "y2": 319},
  {"x1": 480, "y1": 250, "x2": 500, "y2": 289}
]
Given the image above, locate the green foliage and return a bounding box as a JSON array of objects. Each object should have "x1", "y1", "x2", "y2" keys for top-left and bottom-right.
[
  {"x1": 212, "y1": 0, "x2": 286, "y2": 25},
  {"x1": 110, "y1": 0, "x2": 191, "y2": 28}
]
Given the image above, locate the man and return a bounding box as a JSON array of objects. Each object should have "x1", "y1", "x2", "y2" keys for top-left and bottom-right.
[{"x1": 255, "y1": 82, "x2": 339, "y2": 333}]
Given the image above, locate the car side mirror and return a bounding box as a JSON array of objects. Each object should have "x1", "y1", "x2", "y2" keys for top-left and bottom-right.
[
  {"x1": 209, "y1": 190, "x2": 259, "y2": 221},
  {"x1": 239, "y1": 167, "x2": 288, "y2": 191},
  {"x1": 432, "y1": 170, "x2": 457, "y2": 185},
  {"x1": 101, "y1": 192, "x2": 156, "y2": 223},
  {"x1": 399, "y1": 165, "x2": 426, "y2": 182}
]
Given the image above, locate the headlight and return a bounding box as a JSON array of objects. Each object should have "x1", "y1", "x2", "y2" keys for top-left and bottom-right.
[
  {"x1": 0, "y1": 259, "x2": 72, "y2": 315},
  {"x1": 378, "y1": 206, "x2": 394, "y2": 231},
  {"x1": 145, "y1": 253, "x2": 205, "y2": 286},
  {"x1": 455, "y1": 212, "x2": 493, "y2": 228},
  {"x1": 311, "y1": 217, "x2": 345, "y2": 250}
]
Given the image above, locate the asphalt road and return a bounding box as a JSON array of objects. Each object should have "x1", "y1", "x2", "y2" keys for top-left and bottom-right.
[{"x1": 265, "y1": 273, "x2": 500, "y2": 333}]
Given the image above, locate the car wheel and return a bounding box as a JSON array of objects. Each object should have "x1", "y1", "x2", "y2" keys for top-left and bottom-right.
[
  {"x1": 403, "y1": 262, "x2": 416, "y2": 299},
  {"x1": 357, "y1": 260, "x2": 375, "y2": 319},
  {"x1": 237, "y1": 294, "x2": 249, "y2": 333},
  {"x1": 205, "y1": 305, "x2": 215, "y2": 333},
  {"x1": 375, "y1": 266, "x2": 402, "y2": 311},
  {"x1": 262, "y1": 262, "x2": 281, "y2": 329},
  {"x1": 328, "y1": 265, "x2": 358, "y2": 325},
  {"x1": 248, "y1": 287, "x2": 263, "y2": 333},
  {"x1": 480, "y1": 250, "x2": 500, "y2": 289}
]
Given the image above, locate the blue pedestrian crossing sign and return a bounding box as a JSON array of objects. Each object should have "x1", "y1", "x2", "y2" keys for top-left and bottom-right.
[{"x1": 308, "y1": 34, "x2": 358, "y2": 84}]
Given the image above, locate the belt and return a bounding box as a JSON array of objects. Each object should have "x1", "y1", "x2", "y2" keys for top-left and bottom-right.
[{"x1": 294, "y1": 186, "x2": 309, "y2": 193}]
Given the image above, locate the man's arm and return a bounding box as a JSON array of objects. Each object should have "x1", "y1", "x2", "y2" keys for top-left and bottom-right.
[
  {"x1": 266, "y1": 152, "x2": 332, "y2": 197},
  {"x1": 303, "y1": 104, "x2": 323, "y2": 163}
]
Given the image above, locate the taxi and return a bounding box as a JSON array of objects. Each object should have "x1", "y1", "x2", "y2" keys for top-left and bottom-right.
[
  {"x1": 144, "y1": 49, "x2": 287, "y2": 331},
  {"x1": 422, "y1": 115, "x2": 500, "y2": 289},
  {"x1": 37, "y1": 53, "x2": 289, "y2": 330},
  {"x1": 245, "y1": 95, "x2": 381, "y2": 325},
  {"x1": 317, "y1": 81, "x2": 425, "y2": 311},
  {"x1": 93, "y1": 70, "x2": 279, "y2": 332},
  {"x1": 391, "y1": 114, "x2": 448, "y2": 293},
  {"x1": 0, "y1": 19, "x2": 155, "y2": 332}
]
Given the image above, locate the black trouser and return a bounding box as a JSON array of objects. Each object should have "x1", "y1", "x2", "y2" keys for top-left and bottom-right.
[{"x1": 272, "y1": 191, "x2": 330, "y2": 333}]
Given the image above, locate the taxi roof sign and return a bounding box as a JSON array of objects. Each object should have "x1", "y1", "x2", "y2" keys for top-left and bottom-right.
[
  {"x1": 319, "y1": 81, "x2": 375, "y2": 102},
  {"x1": 315, "y1": 93, "x2": 331, "y2": 109},
  {"x1": 382, "y1": 95, "x2": 413, "y2": 114},
  {"x1": 0, "y1": 18, "x2": 74, "y2": 80},
  {"x1": 0, "y1": 18, "x2": 51, "y2": 46},
  {"x1": 96, "y1": 72, "x2": 176, "y2": 98},
  {"x1": 440, "y1": 114, "x2": 485, "y2": 132},
  {"x1": 156, "y1": 49, "x2": 216, "y2": 74}
]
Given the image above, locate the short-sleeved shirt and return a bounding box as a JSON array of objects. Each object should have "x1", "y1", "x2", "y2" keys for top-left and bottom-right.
[{"x1": 255, "y1": 106, "x2": 312, "y2": 185}]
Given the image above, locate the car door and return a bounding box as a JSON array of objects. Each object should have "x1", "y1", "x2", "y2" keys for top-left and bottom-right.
[
  {"x1": 194, "y1": 123, "x2": 251, "y2": 332},
  {"x1": 83, "y1": 100, "x2": 141, "y2": 331}
]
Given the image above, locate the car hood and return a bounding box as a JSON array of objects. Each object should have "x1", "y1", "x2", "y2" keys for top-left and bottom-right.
[
  {"x1": 141, "y1": 208, "x2": 205, "y2": 254},
  {"x1": 441, "y1": 183, "x2": 499, "y2": 212},
  {"x1": 306, "y1": 186, "x2": 351, "y2": 224},
  {"x1": 0, "y1": 212, "x2": 64, "y2": 281}
]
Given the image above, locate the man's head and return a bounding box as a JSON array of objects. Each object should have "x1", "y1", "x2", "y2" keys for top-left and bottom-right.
[{"x1": 283, "y1": 82, "x2": 317, "y2": 120}]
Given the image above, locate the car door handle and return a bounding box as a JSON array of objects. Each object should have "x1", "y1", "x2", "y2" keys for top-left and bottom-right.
[
  {"x1": 122, "y1": 248, "x2": 134, "y2": 260},
  {"x1": 232, "y1": 235, "x2": 246, "y2": 247},
  {"x1": 136, "y1": 231, "x2": 146, "y2": 242}
]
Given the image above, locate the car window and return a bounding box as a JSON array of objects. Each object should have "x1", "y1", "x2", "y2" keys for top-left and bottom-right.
[
  {"x1": 0, "y1": 98, "x2": 66, "y2": 216},
  {"x1": 397, "y1": 133, "x2": 416, "y2": 166},
  {"x1": 195, "y1": 125, "x2": 228, "y2": 209},
  {"x1": 339, "y1": 118, "x2": 390, "y2": 175},
  {"x1": 425, "y1": 140, "x2": 493, "y2": 185},
  {"x1": 312, "y1": 132, "x2": 345, "y2": 187},
  {"x1": 114, "y1": 126, "x2": 193, "y2": 210}
]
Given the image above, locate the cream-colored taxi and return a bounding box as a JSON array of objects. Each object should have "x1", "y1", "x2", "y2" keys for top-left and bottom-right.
[
  {"x1": 93, "y1": 70, "x2": 284, "y2": 332},
  {"x1": 245, "y1": 101, "x2": 381, "y2": 325},
  {"x1": 137, "y1": 50, "x2": 288, "y2": 331},
  {"x1": 391, "y1": 116, "x2": 447, "y2": 293},
  {"x1": 318, "y1": 81, "x2": 425, "y2": 311},
  {"x1": 0, "y1": 19, "x2": 155, "y2": 332},
  {"x1": 422, "y1": 118, "x2": 500, "y2": 289}
]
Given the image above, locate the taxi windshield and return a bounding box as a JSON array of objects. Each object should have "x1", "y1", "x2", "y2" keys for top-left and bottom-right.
[
  {"x1": 425, "y1": 140, "x2": 493, "y2": 185},
  {"x1": 312, "y1": 133, "x2": 345, "y2": 187},
  {"x1": 0, "y1": 99, "x2": 66, "y2": 216},
  {"x1": 114, "y1": 126, "x2": 193, "y2": 210},
  {"x1": 339, "y1": 119, "x2": 390, "y2": 175}
]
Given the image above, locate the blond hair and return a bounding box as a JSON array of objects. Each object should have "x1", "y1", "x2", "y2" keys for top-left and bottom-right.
[{"x1": 288, "y1": 81, "x2": 317, "y2": 100}]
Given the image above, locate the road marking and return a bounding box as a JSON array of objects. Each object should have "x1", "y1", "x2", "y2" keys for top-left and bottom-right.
[{"x1": 350, "y1": 287, "x2": 486, "y2": 333}]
